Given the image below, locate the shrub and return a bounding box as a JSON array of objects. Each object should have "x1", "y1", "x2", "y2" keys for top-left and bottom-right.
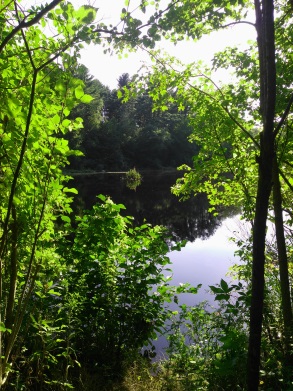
[{"x1": 125, "y1": 168, "x2": 142, "y2": 190}]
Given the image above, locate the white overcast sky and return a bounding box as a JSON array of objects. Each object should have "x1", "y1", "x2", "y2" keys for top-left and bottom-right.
[
  {"x1": 78, "y1": 0, "x2": 257, "y2": 89},
  {"x1": 23, "y1": 0, "x2": 257, "y2": 89}
]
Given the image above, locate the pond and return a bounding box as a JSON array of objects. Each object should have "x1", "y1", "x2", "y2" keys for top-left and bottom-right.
[
  {"x1": 70, "y1": 170, "x2": 244, "y2": 356},
  {"x1": 70, "y1": 170, "x2": 243, "y2": 303}
]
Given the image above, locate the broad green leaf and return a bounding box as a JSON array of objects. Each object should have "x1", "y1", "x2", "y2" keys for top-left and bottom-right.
[
  {"x1": 0, "y1": 323, "x2": 11, "y2": 333},
  {"x1": 52, "y1": 114, "x2": 61, "y2": 124},
  {"x1": 63, "y1": 108, "x2": 70, "y2": 116},
  {"x1": 215, "y1": 294, "x2": 230, "y2": 301},
  {"x1": 48, "y1": 289, "x2": 61, "y2": 296},
  {"x1": 62, "y1": 119, "x2": 71, "y2": 127},
  {"x1": 210, "y1": 285, "x2": 223, "y2": 294},
  {"x1": 63, "y1": 187, "x2": 78, "y2": 194},
  {"x1": 80, "y1": 94, "x2": 93, "y2": 103},
  {"x1": 75, "y1": 85, "x2": 84, "y2": 99},
  {"x1": 220, "y1": 279, "x2": 229, "y2": 293},
  {"x1": 61, "y1": 215, "x2": 71, "y2": 223}
]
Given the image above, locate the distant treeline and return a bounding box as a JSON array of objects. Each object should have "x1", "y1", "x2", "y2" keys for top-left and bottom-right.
[{"x1": 67, "y1": 66, "x2": 198, "y2": 171}]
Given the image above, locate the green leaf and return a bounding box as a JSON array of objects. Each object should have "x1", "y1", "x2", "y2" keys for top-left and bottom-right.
[
  {"x1": 35, "y1": 292, "x2": 46, "y2": 298},
  {"x1": 63, "y1": 108, "x2": 70, "y2": 116},
  {"x1": 52, "y1": 114, "x2": 61, "y2": 124},
  {"x1": 209, "y1": 285, "x2": 223, "y2": 294},
  {"x1": 80, "y1": 94, "x2": 93, "y2": 103},
  {"x1": 215, "y1": 294, "x2": 230, "y2": 301},
  {"x1": 75, "y1": 85, "x2": 84, "y2": 99},
  {"x1": 76, "y1": 6, "x2": 97, "y2": 24},
  {"x1": 0, "y1": 323, "x2": 11, "y2": 333},
  {"x1": 61, "y1": 215, "x2": 71, "y2": 223},
  {"x1": 36, "y1": 281, "x2": 43, "y2": 288},
  {"x1": 220, "y1": 279, "x2": 229, "y2": 293},
  {"x1": 62, "y1": 119, "x2": 71, "y2": 127},
  {"x1": 63, "y1": 187, "x2": 78, "y2": 194},
  {"x1": 97, "y1": 194, "x2": 106, "y2": 201},
  {"x1": 48, "y1": 289, "x2": 61, "y2": 296}
]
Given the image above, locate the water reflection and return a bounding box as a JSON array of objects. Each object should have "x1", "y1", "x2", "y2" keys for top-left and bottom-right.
[
  {"x1": 70, "y1": 171, "x2": 237, "y2": 243},
  {"x1": 70, "y1": 171, "x2": 242, "y2": 357}
]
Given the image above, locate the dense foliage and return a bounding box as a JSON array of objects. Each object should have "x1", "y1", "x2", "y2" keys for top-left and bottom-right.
[
  {"x1": 66, "y1": 69, "x2": 197, "y2": 171},
  {"x1": 122, "y1": 0, "x2": 293, "y2": 389},
  {"x1": 1, "y1": 0, "x2": 293, "y2": 390},
  {"x1": 12, "y1": 195, "x2": 191, "y2": 389}
]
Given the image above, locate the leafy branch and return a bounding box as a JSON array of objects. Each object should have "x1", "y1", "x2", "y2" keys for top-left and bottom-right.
[{"x1": 0, "y1": 0, "x2": 63, "y2": 54}]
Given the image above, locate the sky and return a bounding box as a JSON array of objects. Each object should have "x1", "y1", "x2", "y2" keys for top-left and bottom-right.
[
  {"x1": 22, "y1": 0, "x2": 256, "y2": 89},
  {"x1": 78, "y1": 0, "x2": 257, "y2": 89}
]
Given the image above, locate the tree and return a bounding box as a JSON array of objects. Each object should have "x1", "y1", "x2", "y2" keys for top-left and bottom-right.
[
  {"x1": 123, "y1": 0, "x2": 293, "y2": 389},
  {"x1": 66, "y1": 65, "x2": 108, "y2": 169},
  {"x1": 0, "y1": 1, "x2": 196, "y2": 385},
  {"x1": 0, "y1": 0, "x2": 123, "y2": 385},
  {"x1": 2, "y1": 0, "x2": 293, "y2": 388},
  {"x1": 67, "y1": 68, "x2": 197, "y2": 171},
  {"x1": 59, "y1": 195, "x2": 176, "y2": 377}
]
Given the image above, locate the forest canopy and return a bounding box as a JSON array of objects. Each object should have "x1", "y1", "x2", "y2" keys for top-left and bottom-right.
[
  {"x1": 0, "y1": 1, "x2": 293, "y2": 390},
  {"x1": 67, "y1": 68, "x2": 198, "y2": 171}
]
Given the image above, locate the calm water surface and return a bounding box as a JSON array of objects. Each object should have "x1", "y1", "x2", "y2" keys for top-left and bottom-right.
[
  {"x1": 71, "y1": 171, "x2": 242, "y2": 303},
  {"x1": 71, "y1": 171, "x2": 244, "y2": 356}
]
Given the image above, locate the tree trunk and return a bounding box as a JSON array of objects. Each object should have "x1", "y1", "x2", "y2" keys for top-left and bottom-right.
[
  {"x1": 248, "y1": 137, "x2": 274, "y2": 390},
  {"x1": 247, "y1": 0, "x2": 276, "y2": 389},
  {"x1": 272, "y1": 157, "x2": 293, "y2": 358}
]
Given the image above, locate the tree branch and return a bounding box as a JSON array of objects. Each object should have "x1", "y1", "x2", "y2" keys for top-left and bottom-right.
[
  {"x1": 274, "y1": 92, "x2": 293, "y2": 137},
  {"x1": 0, "y1": 0, "x2": 14, "y2": 14},
  {"x1": 219, "y1": 20, "x2": 256, "y2": 28},
  {"x1": 283, "y1": 159, "x2": 293, "y2": 169},
  {"x1": 279, "y1": 167, "x2": 293, "y2": 193},
  {"x1": 191, "y1": 73, "x2": 260, "y2": 149},
  {"x1": 0, "y1": 0, "x2": 63, "y2": 54},
  {"x1": 139, "y1": 47, "x2": 260, "y2": 149}
]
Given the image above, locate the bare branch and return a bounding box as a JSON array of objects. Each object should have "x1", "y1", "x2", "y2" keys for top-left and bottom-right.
[{"x1": 219, "y1": 20, "x2": 256, "y2": 29}]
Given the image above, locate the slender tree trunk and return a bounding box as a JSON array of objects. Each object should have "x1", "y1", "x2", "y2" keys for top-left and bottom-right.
[
  {"x1": 272, "y1": 157, "x2": 293, "y2": 357},
  {"x1": 6, "y1": 206, "x2": 18, "y2": 332},
  {"x1": 248, "y1": 138, "x2": 274, "y2": 390},
  {"x1": 247, "y1": 0, "x2": 276, "y2": 389}
]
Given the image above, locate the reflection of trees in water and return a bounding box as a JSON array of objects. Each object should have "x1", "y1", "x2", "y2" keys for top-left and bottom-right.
[
  {"x1": 70, "y1": 172, "x2": 238, "y2": 243},
  {"x1": 168, "y1": 197, "x2": 219, "y2": 242}
]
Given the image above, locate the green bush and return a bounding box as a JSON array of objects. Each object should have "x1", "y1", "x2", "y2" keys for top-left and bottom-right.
[
  {"x1": 125, "y1": 168, "x2": 142, "y2": 190},
  {"x1": 59, "y1": 195, "x2": 177, "y2": 378}
]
